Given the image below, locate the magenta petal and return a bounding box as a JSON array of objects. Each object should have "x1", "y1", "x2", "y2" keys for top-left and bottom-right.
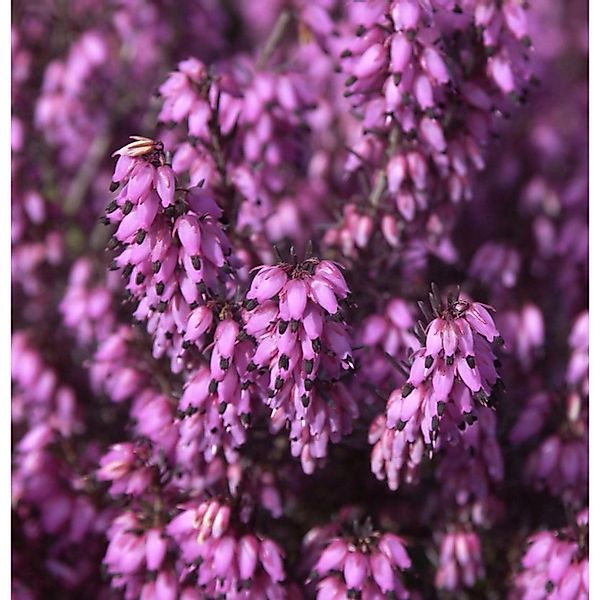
[
  {"x1": 176, "y1": 216, "x2": 201, "y2": 255},
  {"x1": 343, "y1": 551, "x2": 368, "y2": 589},
  {"x1": 213, "y1": 536, "x2": 236, "y2": 577},
  {"x1": 315, "y1": 539, "x2": 348, "y2": 574},
  {"x1": 370, "y1": 552, "x2": 395, "y2": 592},
  {"x1": 310, "y1": 278, "x2": 338, "y2": 314},
  {"x1": 259, "y1": 539, "x2": 285, "y2": 582},
  {"x1": 145, "y1": 528, "x2": 167, "y2": 571},
  {"x1": 284, "y1": 279, "x2": 308, "y2": 320},
  {"x1": 238, "y1": 535, "x2": 259, "y2": 580},
  {"x1": 156, "y1": 166, "x2": 175, "y2": 207}
]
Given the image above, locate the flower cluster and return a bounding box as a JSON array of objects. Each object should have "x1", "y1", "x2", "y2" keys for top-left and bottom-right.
[
  {"x1": 370, "y1": 285, "x2": 502, "y2": 489},
  {"x1": 12, "y1": 0, "x2": 588, "y2": 597},
  {"x1": 304, "y1": 510, "x2": 412, "y2": 599},
  {"x1": 512, "y1": 509, "x2": 589, "y2": 599}
]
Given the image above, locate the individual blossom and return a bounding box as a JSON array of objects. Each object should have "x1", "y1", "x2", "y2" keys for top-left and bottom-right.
[{"x1": 567, "y1": 311, "x2": 588, "y2": 395}]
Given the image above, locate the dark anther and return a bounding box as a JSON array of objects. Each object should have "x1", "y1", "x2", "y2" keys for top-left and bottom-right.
[
  {"x1": 304, "y1": 359, "x2": 314, "y2": 374},
  {"x1": 106, "y1": 200, "x2": 118, "y2": 213},
  {"x1": 220, "y1": 357, "x2": 230, "y2": 370},
  {"x1": 241, "y1": 413, "x2": 251, "y2": 426},
  {"x1": 122, "y1": 264, "x2": 134, "y2": 278},
  {"x1": 247, "y1": 361, "x2": 257, "y2": 372},
  {"x1": 278, "y1": 320, "x2": 289, "y2": 334},
  {"x1": 109, "y1": 181, "x2": 119, "y2": 193},
  {"x1": 191, "y1": 255, "x2": 202, "y2": 270},
  {"x1": 466, "y1": 355, "x2": 476, "y2": 368},
  {"x1": 208, "y1": 379, "x2": 218, "y2": 394},
  {"x1": 122, "y1": 200, "x2": 133, "y2": 215},
  {"x1": 340, "y1": 49, "x2": 352, "y2": 58},
  {"x1": 135, "y1": 229, "x2": 146, "y2": 244},
  {"x1": 304, "y1": 379, "x2": 314, "y2": 391},
  {"x1": 156, "y1": 282, "x2": 165, "y2": 295},
  {"x1": 182, "y1": 340, "x2": 191, "y2": 349},
  {"x1": 464, "y1": 412, "x2": 477, "y2": 425},
  {"x1": 432, "y1": 416, "x2": 439, "y2": 430},
  {"x1": 244, "y1": 299, "x2": 258, "y2": 311},
  {"x1": 157, "y1": 301, "x2": 167, "y2": 313},
  {"x1": 135, "y1": 272, "x2": 145, "y2": 285},
  {"x1": 107, "y1": 237, "x2": 120, "y2": 250},
  {"x1": 345, "y1": 75, "x2": 358, "y2": 87},
  {"x1": 291, "y1": 319, "x2": 300, "y2": 333},
  {"x1": 425, "y1": 355, "x2": 434, "y2": 369},
  {"x1": 402, "y1": 383, "x2": 415, "y2": 398},
  {"x1": 275, "y1": 376, "x2": 284, "y2": 390},
  {"x1": 446, "y1": 355, "x2": 454, "y2": 366},
  {"x1": 278, "y1": 355, "x2": 289, "y2": 370},
  {"x1": 396, "y1": 420, "x2": 407, "y2": 431},
  {"x1": 301, "y1": 395, "x2": 310, "y2": 407},
  {"x1": 152, "y1": 260, "x2": 161, "y2": 273},
  {"x1": 312, "y1": 338, "x2": 322, "y2": 352},
  {"x1": 437, "y1": 401, "x2": 445, "y2": 416},
  {"x1": 218, "y1": 401, "x2": 227, "y2": 414},
  {"x1": 355, "y1": 24, "x2": 366, "y2": 36}
]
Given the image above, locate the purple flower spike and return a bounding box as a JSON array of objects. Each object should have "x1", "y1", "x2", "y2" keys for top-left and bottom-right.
[{"x1": 242, "y1": 256, "x2": 357, "y2": 472}]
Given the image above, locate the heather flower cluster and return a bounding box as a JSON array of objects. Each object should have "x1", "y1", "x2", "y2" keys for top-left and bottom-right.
[{"x1": 12, "y1": 0, "x2": 588, "y2": 598}]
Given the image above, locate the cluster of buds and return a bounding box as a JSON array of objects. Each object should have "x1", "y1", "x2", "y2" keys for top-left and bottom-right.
[
  {"x1": 105, "y1": 136, "x2": 238, "y2": 371},
  {"x1": 302, "y1": 0, "x2": 532, "y2": 220},
  {"x1": 523, "y1": 391, "x2": 588, "y2": 505},
  {"x1": 167, "y1": 498, "x2": 289, "y2": 597},
  {"x1": 104, "y1": 511, "x2": 179, "y2": 600},
  {"x1": 512, "y1": 509, "x2": 589, "y2": 599},
  {"x1": 435, "y1": 528, "x2": 485, "y2": 591},
  {"x1": 159, "y1": 56, "x2": 315, "y2": 236},
  {"x1": 59, "y1": 258, "x2": 116, "y2": 346},
  {"x1": 304, "y1": 511, "x2": 412, "y2": 599},
  {"x1": 370, "y1": 285, "x2": 502, "y2": 489}
]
